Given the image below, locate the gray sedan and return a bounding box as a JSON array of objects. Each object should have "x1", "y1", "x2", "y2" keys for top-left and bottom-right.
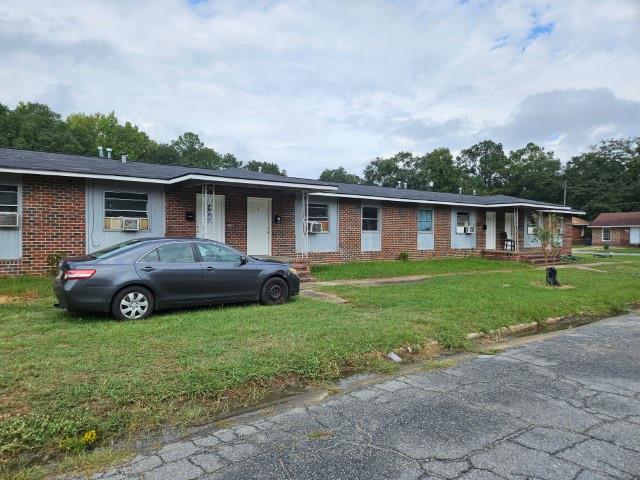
[{"x1": 54, "y1": 238, "x2": 300, "y2": 320}]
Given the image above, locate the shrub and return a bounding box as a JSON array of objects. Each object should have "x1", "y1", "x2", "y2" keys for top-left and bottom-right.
[
  {"x1": 603, "y1": 244, "x2": 610, "y2": 250},
  {"x1": 397, "y1": 251, "x2": 410, "y2": 261},
  {"x1": 46, "y1": 252, "x2": 69, "y2": 276}
]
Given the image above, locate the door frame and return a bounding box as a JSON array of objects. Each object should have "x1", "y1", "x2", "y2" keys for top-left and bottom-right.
[
  {"x1": 195, "y1": 193, "x2": 225, "y2": 242},
  {"x1": 246, "y1": 196, "x2": 272, "y2": 256},
  {"x1": 485, "y1": 211, "x2": 496, "y2": 250}
]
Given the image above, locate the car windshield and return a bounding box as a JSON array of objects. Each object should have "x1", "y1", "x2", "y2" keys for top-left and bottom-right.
[{"x1": 89, "y1": 239, "x2": 148, "y2": 259}]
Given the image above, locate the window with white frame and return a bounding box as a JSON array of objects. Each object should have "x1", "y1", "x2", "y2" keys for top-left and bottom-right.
[
  {"x1": 0, "y1": 185, "x2": 19, "y2": 228},
  {"x1": 418, "y1": 209, "x2": 433, "y2": 232},
  {"x1": 308, "y1": 203, "x2": 330, "y2": 233},
  {"x1": 362, "y1": 206, "x2": 379, "y2": 231},
  {"x1": 455, "y1": 212, "x2": 471, "y2": 234},
  {"x1": 603, "y1": 227, "x2": 611, "y2": 242},
  {"x1": 104, "y1": 191, "x2": 149, "y2": 231}
]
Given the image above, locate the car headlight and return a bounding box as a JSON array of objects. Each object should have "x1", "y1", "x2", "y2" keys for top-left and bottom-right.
[{"x1": 288, "y1": 267, "x2": 298, "y2": 275}]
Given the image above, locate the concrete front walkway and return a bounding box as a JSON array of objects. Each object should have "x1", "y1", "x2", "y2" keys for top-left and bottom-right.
[{"x1": 90, "y1": 313, "x2": 640, "y2": 480}]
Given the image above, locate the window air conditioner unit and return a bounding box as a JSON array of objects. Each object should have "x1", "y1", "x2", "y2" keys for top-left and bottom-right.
[
  {"x1": 464, "y1": 226, "x2": 475, "y2": 234},
  {"x1": 308, "y1": 221, "x2": 324, "y2": 234},
  {"x1": 122, "y1": 217, "x2": 141, "y2": 231},
  {"x1": 0, "y1": 212, "x2": 19, "y2": 228},
  {"x1": 456, "y1": 226, "x2": 466, "y2": 234},
  {"x1": 527, "y1": 226, "x2": 536, "y2": 235}
]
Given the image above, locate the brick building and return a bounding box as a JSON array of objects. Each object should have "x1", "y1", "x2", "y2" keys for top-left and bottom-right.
[
  {"x1": 0, "y1": 148, "x2": 582, "y2": 276},
  {"x1": 589, "y1": 212, "x2": 640, "y2": 247}
]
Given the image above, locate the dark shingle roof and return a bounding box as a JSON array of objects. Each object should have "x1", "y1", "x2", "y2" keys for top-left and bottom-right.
[
  {"x1": 0, "y1": 148, "x2": 331, "y2": 187},
  {"x1": 590, "y1": 212, "x2": 640, "y2": 227},
  {"x1": 320, "y1": 182, "x2": 564, "y2": 207},
  {"x1": 0, "y1": 147, "x2": 570, "y2": 209}
]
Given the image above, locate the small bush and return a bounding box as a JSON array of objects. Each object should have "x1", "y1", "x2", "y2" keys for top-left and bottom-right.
[
  {"x1": 46, "y1": 252, "x2": 69, "y2": 275},
  {"x1": 603, "y1": 244, "x2": 610, "y2": 250},
  {"x1": 397, "y1": 251, "x2": 410, "y2": 261}
]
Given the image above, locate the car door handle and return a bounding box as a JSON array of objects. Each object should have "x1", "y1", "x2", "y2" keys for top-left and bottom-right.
[
  {"x1": 205, "y1": 266, "x2": 215, "y2": 272},
  {"x1": 141, "y1": 266, "x2": 155, "y2": 272}
]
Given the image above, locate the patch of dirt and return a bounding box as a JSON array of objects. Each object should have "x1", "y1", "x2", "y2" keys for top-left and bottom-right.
[{"x1": 0, "y1": 291, "x2": 39, "y2": 304}]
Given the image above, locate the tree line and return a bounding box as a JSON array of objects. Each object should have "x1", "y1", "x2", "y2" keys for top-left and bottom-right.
[
  {"x1": 0, "y1": 102, "x2": 285, "y2": 175},
  {"x1": 1, "y1": 102, "x2": 637, "y2": 218}
]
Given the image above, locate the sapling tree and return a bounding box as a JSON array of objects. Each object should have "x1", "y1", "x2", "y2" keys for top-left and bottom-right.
[{"x1": 532, "y1": 212, "x2": 563, "y2": 286}]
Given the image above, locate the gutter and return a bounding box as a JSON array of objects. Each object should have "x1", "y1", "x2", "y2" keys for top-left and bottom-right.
[
  {"x1": 0, "y1": 167, "x2": 337, "y2": 191},
  {"x1": 309, "y1": 192, "x2": 574, "y2": 211}
]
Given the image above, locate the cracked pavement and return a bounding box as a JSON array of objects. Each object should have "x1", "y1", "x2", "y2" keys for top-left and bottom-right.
[{"x1": 89, "y1": 312, "x2": 640, "y2": 480}]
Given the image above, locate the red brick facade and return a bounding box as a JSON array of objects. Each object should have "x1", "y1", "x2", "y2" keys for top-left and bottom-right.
[
  {"x1": 0, "y1": 174, "x2": 573, "y2": 275},
  {"x1": 0, "y1": 175, "x2": 85, "y2": 276},
  {"x1": 590, "y1": 227, "x2": 630, "y2": 247}
]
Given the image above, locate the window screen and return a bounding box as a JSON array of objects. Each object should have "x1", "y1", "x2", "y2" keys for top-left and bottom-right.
[
  {"x1": 362, "y1": 207, "x2": 379, "y2": 231},
  {"x1": 104, "y1": 191, "x2": 149, "y2": 230},
  {"x1": 418, "y1": 209, "x2": 433, "y2": 232},
  {"x1": 0, "y1": 185, "x2": 18, "y2": 213}
]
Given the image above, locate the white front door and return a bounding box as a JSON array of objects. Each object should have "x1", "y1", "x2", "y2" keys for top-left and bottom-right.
[
  {"x1": 504, "y1": 212, "x2": 514, "y2": 240},
  {"x1": 247, "y1": 197, "x2": 271, "y2": 255},
  {"x1": 485, "y1": 211, "x2": 496, "y2": 250},
  {"x1": 196, "y1": 194, "x2": 225, "y2": 242},
  {"x1": 631, "y1": 227, "x2": 640, "y2": 245}
]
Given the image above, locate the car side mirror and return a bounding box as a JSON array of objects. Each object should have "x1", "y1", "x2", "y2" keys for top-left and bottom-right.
[{"x1": 239, "y1": 255, "x2": 248, "y2": 265}]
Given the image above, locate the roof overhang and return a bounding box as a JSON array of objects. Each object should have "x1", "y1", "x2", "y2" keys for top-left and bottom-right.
[
  {"x1": 309, "y1": 192, "x2": 572, "y2": 210},
  {"x1": 0, "y1": 167, "x2": 337, "y2": 191},
  {"x1": 537, "y1": 208, "x2": 586, "y2": 215},
  {"x1": 588, "y1": 225, "x2": 640, "y2": 228}
]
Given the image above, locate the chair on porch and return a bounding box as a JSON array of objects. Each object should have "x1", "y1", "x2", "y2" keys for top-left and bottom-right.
[{"x1": 502, "y1": 231, "x2": 516, "y2": 251}]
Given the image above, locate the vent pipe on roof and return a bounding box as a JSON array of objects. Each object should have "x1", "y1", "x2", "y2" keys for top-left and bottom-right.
[
  {"x1": 473, "y1": 189, "x2": 477, "y2": 196},
  {"x1": 458, "y1": 187, "x2": 463, "y2": 195},
  {"x1": 106, "y1": 147, "x2": 112, "y2": 159},
  {"x1": 97, "y1": 146, "x2": 104, "y2": 158},
  {"x1": 403, "y1": 182, "x2": 408, "y2": 189},
  {"x1": 121, "y1": 153, "x2": 127, "y2": 163},
  {"x1": 258, "y1": 166, "x2": 262, "y2": 173}
]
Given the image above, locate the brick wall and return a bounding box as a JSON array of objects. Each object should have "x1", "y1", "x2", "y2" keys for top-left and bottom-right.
[
  {"x1": 166, "y1": 185, "x2": 297, "y2": 256},
  {"x1": 591, "y1": 227, "x2": 630, "y2": 247},
  {"x1": 0, "y1": 175, "x2": 86, "y2": 276}
]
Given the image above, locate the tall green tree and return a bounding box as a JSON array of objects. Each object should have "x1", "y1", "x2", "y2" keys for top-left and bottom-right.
[
  {"x1": 363, "y1": 152, "x2": 413, "y2": 187},
  {"x1": 409, "y1": 148, "x2": 462, "y2": 192},
  {"x1": 456, "y1": 140, "x2": 510, "y2": 193},
  {"x1": 170, "y1": 132, "x2": 241, "y2": 169},
  {"x1": 503, "y1": 143, "x2": 563, "y2": 203},
  {"x1": 563, "y1": 138, "x2": 640, "y2": 218},
  {"x1": 245, "y1": 160, "x2": 286, "y2": 176},
  {"x1": 319, "y1": 167, "x2": 362, "y2": 184},
  {"x1": 4, "y1": 102, "x2": 71, "y2": 152}
]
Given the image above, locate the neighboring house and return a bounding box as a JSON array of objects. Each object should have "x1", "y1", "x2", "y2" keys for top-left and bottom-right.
[
  {"x1": 589, "y1": 212, "x2": 640, "y2": 247},
  {"x1": 0, "y1": 148, "x2": 582, "y2": 276},
  {"x1": 571, "y1": 216, "x2": 590, "y2": 245}
]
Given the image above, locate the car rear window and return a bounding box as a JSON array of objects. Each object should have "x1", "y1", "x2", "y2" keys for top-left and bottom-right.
[{"x1": 89, "y1": 239, "x2": 147, "y2": 259}]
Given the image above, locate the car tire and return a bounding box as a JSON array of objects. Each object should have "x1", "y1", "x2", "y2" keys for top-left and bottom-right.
[
  {"x1": 111, "y1": 286, "x2": 154, "y2": 320},
  {"x1": 260, "y1": 277, "x2": 289, "y2": 305}
]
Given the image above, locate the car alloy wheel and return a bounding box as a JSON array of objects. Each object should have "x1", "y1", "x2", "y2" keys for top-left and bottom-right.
[{"x1": 119, "y1": 291, "x2": 150, "y2": 319}]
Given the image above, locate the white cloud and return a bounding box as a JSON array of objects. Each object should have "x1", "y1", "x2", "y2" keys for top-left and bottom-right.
[{"x1": 0, "y1": 0, "x2": 638, "y2": 177}]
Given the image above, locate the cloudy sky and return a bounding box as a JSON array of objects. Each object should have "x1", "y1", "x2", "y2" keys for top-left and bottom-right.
[{"x1": 1, "y1": 0, "x2": 638, "y2": 177}]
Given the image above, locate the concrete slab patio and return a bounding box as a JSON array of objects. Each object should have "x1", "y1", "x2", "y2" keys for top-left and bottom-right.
[{"x1": 89, "y1": 313, "x2": 640, "y2": 480}]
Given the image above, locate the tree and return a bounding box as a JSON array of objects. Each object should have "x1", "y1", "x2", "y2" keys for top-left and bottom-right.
[
  {"x1": 245, "y1": 160, "x2": 286, "y2": 176},
  {"x1": 504, "y1": 143, "x2": 563, "y2": 203},
  {"x1": 319, "y1": 167, "x2": 362, "y2": 184},
  {"x1": 66, "y1": 112, "x2": 153, "y2": 159},
  {"x1": 563, "y1": 138, "x2": 637, "y2": 218},
  {"x1": 169, "y1": 132, "x2": 241, "y2": 169},
  {"x1": 363, "y1": 152, "x2": 413, "y2": 187},
  {"x1": 532, "y1": 212, "x2": 563, "y2": 285},
  {"x1": 5, "y1": 102, "x2": 71, "y2": 152},
  {"x1": 409, "y1": 148, "x2": 462, "y2": 192},
  {"x1": 456, "y1": 140, "x2": 509, "y2": 193}
]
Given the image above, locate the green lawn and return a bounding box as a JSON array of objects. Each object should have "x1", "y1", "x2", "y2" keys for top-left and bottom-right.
[
  {"x1": 1, "y1": 256, "x2": 639, "y2": 477},
  {"x1": 573, "y1": 246, "x2": 640, "y2": 254},
  {"x1": 311, "y1": 256, "x2": 532, "y2": 281}
]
